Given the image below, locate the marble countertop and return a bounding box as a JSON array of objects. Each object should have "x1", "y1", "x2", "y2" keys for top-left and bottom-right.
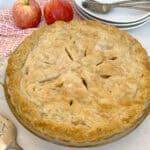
[{"x1": 0, "y1": 1, "x2": 150, "y2": 150}]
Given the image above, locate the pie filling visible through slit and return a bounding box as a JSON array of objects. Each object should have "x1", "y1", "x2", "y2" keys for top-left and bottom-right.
[{"x1": 6, "y1": 21, "x2": 150, "y2": 145}]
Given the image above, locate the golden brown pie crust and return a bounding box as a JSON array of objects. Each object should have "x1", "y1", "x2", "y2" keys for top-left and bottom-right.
[{"x1": 6, "y1": 21, "x2": 150, "y2": 145}]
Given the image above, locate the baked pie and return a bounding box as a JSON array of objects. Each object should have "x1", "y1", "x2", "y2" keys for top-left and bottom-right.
[{"x1": 6, "y1": 21, "x2": 150, "y2": 146}]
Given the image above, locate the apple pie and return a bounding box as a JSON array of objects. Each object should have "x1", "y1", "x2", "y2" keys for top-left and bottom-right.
[{"x1": 6, "y1": 21, "x2": 150, "y2": 146}]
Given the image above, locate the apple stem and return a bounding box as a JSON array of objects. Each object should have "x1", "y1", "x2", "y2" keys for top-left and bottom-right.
[{"x1": 24, "y1": 0, "x2": 29, "y2": 5}]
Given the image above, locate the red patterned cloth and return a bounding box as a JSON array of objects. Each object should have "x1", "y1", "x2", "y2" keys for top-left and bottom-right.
[{"x1": 0, "y1": 0, "x2": 81, "y2": 58}]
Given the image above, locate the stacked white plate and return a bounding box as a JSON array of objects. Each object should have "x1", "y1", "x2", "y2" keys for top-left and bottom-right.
[{"x1": 74, "y1": 0, "x2": 150, "y2": 30}]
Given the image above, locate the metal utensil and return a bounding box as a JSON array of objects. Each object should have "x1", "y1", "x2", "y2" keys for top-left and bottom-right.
[
  {"x1": 0, "y1": 114, "x2": 22, "y2": 150},
  {"x1": 82, "y1": 0, "x2": 150, "y2": 14}
]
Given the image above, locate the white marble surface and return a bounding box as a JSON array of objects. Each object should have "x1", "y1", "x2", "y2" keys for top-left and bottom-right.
[{"x1": 0, "y1": 1, "x2": 150, "y2": 150}]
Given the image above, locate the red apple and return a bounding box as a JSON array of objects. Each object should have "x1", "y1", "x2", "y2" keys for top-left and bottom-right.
[
  {"x1": 12, "y1": 0, "x2": 41, "y2": 29},
  {"x1": 44, "y1": 0, "x2": 73, "y2": 25}
]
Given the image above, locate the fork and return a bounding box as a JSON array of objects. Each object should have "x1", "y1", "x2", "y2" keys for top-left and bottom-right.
[{"x1": 82, "y1": 0, "x2": 150, "y2": 14}]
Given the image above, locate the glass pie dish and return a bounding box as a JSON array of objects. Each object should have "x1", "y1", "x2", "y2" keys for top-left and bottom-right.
[{"x1": 3, "y1": 21, "x2": 150, "y2": 147}]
